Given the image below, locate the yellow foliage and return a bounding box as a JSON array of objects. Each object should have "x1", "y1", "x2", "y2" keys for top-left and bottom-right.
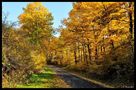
[{"x1": 31, "y1": 51, "x2": 46, "y2": 70}]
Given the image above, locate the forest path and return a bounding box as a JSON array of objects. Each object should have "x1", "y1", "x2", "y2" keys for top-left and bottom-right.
[{"x1": 47, "y1": 65, "x2": 104, "y2": 88}]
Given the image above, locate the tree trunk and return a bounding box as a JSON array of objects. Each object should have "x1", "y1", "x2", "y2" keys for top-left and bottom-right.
[
  {"x1": 80, "y1": 46, "x2": 83, "y2": 63},
  {"x1": 95, "y1": 45, "x2": 98, "y2": 61},
  {"x1": 74, "y1": 48, "x2": 77, "y2": 64},
  {"x1": 128, "y1": 2, "x2": 133, "y2": 35},
  {"x1": 87, "y1": 43, "x2": 91, "y2": 63},
  {"x1": 85, "y1": 45, "x2": 88, "y2": 65},
  {"x1": 77, "y1": 42, "x2": 80, "y2": 63},
  {"x1": 82, "y1": 43, "x2": 86, "y2": 63},
  {"x1": 128, "y1": 2, "x2": 133, "y2": 53}
]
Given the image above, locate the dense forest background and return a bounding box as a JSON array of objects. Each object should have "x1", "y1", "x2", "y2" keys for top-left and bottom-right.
[{"x1": 2, "y1": 2, "x2": 134, "y2": 88}]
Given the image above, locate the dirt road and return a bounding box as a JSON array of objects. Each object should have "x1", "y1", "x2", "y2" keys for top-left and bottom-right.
[{"x1": 47, "y1": 65, "x2": 104, "y2": 88}]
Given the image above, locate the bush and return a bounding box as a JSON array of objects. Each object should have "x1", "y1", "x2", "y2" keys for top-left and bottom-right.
[{"x1": 2, "y1": 29, "x2": 35, "y2": 87}]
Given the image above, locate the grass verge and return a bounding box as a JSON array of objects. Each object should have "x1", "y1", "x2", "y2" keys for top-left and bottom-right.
[
  {"x1": 65, "y1": 68, "x2": 134, "y2": 88},
  {"x1": 16, "y1": 66, "x2": 70, "y2": 88}
]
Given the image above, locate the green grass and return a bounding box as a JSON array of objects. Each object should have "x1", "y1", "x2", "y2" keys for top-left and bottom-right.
[{"x1": 16, "y1": 66, "x2": 68, "y2": 88}]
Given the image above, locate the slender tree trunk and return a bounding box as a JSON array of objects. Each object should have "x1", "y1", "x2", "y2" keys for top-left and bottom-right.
[
  {"x1": 77, "y1": 42, "x2": 80, "y2": 63},
  {"x1": 86, "y1": 39, "x2": 91, "y2": 63},
  {"x1": 80, "y1": 46, "x2": 83, "y2": 63},
  {"x1": 128, "y1": 2, "x2": 133, "y2": 35},
  {"x1": 103, "y1": 45, "x2": 105, "y2": 53},
  {"x1": 66, "y1": 48, "x2": 69, "y2": 64},
  {"x1": 97, "y1": 45, "x2": 99, "y2": 58},
  {"x1": 111, "y1": 40, "x2": 114, "y2": 49},
  {"x1": 74, "y1": 48, "x2": 77, "y2": 64},
  {"x1": 82, "y1": 43, "x2": 86, "y2": 63},
  {"x1": 95, "y1": 45, "x2": 98, "y2": 61},
  {"x1": 128, "y1": 2, "x2": 133, "y2": 53},
  {"x1": 87, "y1": 43, "x2": 91, "y2": 63},
  {"x1": 100, "y1": 46, "x2": 102, "y2": 55},
  {"x1": 85, "y1": 45, "x2": 88, "y2": 65}
]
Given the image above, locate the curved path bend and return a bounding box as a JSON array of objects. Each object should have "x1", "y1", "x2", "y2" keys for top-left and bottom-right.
[{"x1": 47, "y1": 65, "x2": 104, "y2": 88}]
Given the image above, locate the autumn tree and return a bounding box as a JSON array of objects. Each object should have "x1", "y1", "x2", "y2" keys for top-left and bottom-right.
[
  {"x1": 18, "y1": 2, "x2": 53, "y2": 45},
  {"x1": 18, "y1": 2, "x2": 54, "y2": 72},
  {"x1": 53, "y1": 2, "x2": 134, "y2": 84}
]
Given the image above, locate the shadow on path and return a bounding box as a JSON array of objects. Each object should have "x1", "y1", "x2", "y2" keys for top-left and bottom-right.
[{"x1": 47, "y1": 65, "x2": 104, "y2": 88}]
